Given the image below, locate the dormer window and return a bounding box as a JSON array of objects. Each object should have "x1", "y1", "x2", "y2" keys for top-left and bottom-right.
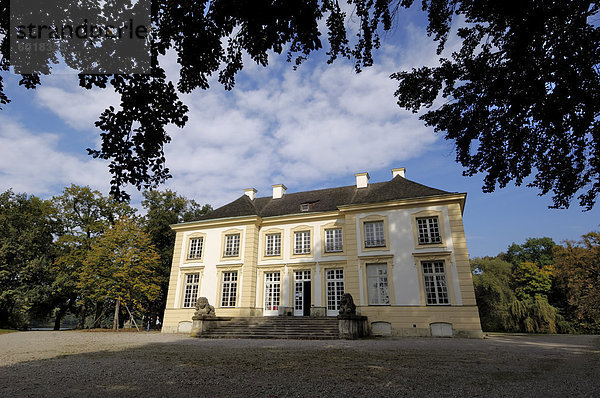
[{"x1": 300, "y1": 201, "x2": 318, "y2": 212}]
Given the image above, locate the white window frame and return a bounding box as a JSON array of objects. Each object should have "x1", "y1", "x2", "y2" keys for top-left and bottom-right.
[
  {"x1": 265, "y1": 233, "x2": 281, "y2": 256},
  {"x1": 220, "y1": 271, "x2": 238, "y2": 307},
  {"x1": 294, "y1": 230, "x2": 311, "y2": 254},
  {"x1": 187, "y1": 237, "x2": 203, "y2": 260},
  {"x1": 422, "y1": 261, "x2": 449, "y2": 305},
  {"x1": 182, "y1": 273, "x2": 200, "y2": 308},
  {"x1": 325, "y1": 228, "x2": 343, "y2": 253},
  {"x1": 326, "y1": 269, "x2": 345, "y2": 314},
  {"x1": 366, "y1": 263, "x2": 390, "y2": 305},
  {"x1": 224, "y1": 234, "x2": 241, "y2": 257},
  {"x1": 364, "y1": 221, "x2": 385, "y2": 248},
  {"x1": 264, "y1": 272, "x2": 281, "y2": 313},
  {"x1": 417, "y1": 217, "x2": 442, "y2": 245}
]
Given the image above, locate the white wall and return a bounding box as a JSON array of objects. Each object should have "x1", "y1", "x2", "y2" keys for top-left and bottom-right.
[
  {"x1": 174, "y1": 225, "x2": 248, "y2": 309},
  {"x1": 354, "y1": 205, "x2": 461, "y2": 306}
]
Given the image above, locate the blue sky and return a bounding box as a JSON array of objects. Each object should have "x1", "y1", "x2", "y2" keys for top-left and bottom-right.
[{"x1": 0, "y1": 7, "x2": 598, "y2": 257}]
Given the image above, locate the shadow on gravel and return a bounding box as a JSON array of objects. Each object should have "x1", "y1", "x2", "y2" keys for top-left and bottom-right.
[{"x1": 1, "y1": 336, "x2": 598, "y2": 397}]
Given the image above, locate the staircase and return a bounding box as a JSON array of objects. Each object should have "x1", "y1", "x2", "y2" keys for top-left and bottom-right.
[{"x1": 200, "y1": 316, "x2": 340, "y2": 339}]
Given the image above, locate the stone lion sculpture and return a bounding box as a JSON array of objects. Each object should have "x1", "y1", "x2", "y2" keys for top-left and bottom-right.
[
  {"x1": 194, "y1": 297, "x2": 215, "y2": 317},
  {"x1": 338, "y1": 293, "x2": 356, "y2": 316}
]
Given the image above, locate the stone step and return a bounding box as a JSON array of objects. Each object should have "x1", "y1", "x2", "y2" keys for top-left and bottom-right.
[{"x1": 198, "y1": 316, "x2": 341, "y2": 339}]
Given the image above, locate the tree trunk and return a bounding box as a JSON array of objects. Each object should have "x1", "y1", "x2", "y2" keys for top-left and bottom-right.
[
  {"x1": 53, "y1": 308, "x2": 65, "y2": 331},
  {"x1": 77, "y1": 302, "x2": 86, "y2": 329},
  {"x1": 93, "y1": 302, "x2": 104, "y2": 329},
  {"x1": 112, "y1": 298, "x2": 120, "y2": 331},
  {"x1": 118, "y1": 306, "x2": 126, "y2": 329}
]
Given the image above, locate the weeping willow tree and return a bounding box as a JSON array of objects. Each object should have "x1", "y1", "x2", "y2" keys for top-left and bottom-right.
[
  {"x1": 472, "y1": 257, "x2": 569, "y2": 333},
  {"x1": 504, "y1": 296, "x2": 564, "y2": 333}
]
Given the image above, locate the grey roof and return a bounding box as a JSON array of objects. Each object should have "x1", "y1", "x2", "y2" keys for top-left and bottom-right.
[{"x1": 195, "y1": 176, "x2": 455, "y2": 221}]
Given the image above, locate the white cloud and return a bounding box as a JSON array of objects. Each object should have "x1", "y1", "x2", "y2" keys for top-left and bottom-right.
[
  {"x1": 162, "y1": 40, "x2": 440, "y2": 208},
  {"x1": 9, "y1": 21, "x2": 444, "y2": 210},
  {"x1": 34, "y1": 74, "x2": 119, "y2": 132},
  {"x1": 0, "y1": 115, "x2": 111, "y2": 197}
]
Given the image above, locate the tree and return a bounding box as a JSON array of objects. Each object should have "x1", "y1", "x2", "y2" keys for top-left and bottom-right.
[
  {"x1": 511, "y1": 262, "x2": 554, "y2": 301},
  {"x1": 471, "y1": 257, "x2": 515, "y2": 331},
  {"x1": 1, "y1": 1, "x2": 598, "y2": 208},
  {"x1": 553, "y1": 232, "x2": 600, "y2": 332},
  {"x1": 79, "y1": 217, "x2": 161, "y2": 331},
  {"x1": 0, "y1": 190, "x2": 58, "y2": 329},
  {"x1": 52, "y1": 185, "x2": 136, "y2": 329},
  {"x1": 472, "y1": 236, "x2": 570, "y2": 333},
  {"x1": 393, "y1": 1, "x2": 600, "y2": 209},
  {"x1": 504, "y1": 237, "x2": 556, "y2": 268},
  {"x1": 141, "y1": 190, "x2": 212, "y2": 326}
]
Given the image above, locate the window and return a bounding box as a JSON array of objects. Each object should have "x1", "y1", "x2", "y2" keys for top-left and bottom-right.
[
  {"x1": 224, "y1": 234, "x2": 240, "y2": 257},
  {"x1": 264, "y1": 272, "x2": 280, "y2": 312},
  {"x1": 326, "y1": 269, "x2": 344, "y2": 313},
  {"x1": 422, "y1": 261, "x2": 449, "y2": 305},
  {"x1": 188, "y1": 237, "x2": 203, "y2": 259},
  {"x1": 325, "y1": 228, "x2": 343, "y2": 252},
  {"x1": 364, "y1": 221, "x2": 385, "y2": 247},
  {"x1": 300, "y1": 203, "x2": 310, "y2": 212},
  {"x1": 265, "y1": 233, "x2": 281, "y2": 256},
  {"x1": 294, "y1": 231, "x2": 311, "y2": 254},
  {"x1": 417, "y1": 217, "x2": 442, "y2": 245},
  {"x1": 367, "y1": 264, "x2": 389, "y2": 305},
  {"x1": 182, "y1": 273, "x2": 200, "y2": 308},
  {"x1": 220, "y1": 271, "x2": 238, "y2": 307}
]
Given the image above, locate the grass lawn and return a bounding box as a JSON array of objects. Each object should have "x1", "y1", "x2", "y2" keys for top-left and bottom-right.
[{"x1": 0, "y1": 329, "x2": 17, "y2": 335}]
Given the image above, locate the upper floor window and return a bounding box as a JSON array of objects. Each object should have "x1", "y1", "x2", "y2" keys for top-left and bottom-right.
[
  {"x1": 224, "y1": 233, "x2": 241, "y2": 257},
  {"x1": 265, "y1": 233, "x2": 281, "y2": 256},
  {"x1": 417, "y1": 217, "x2": 442, "y2": 244},
  {"x1": 364, "y1": 221, "x2": 385, "y2": 248},
  {"x1": 182, "y1": 273, "x2": 200, "y2": 308},
  {"x1": 294, "y1": 230, "x2": 311, "y2": 254},
  {"x1": 188, "y1": 237, "x2": 203, "y2": 259},
  {"x1": 325, "y1": 228, "x2": 343, "y2": 252},
  {"x1": 300, "y1": 203, "x2": 310, "y2": 212},
  {"x1": 422, "y1": 261, "x2": 449, "y2": 305},
  {"x1": 366, "y1": 264, "x2": 389, "y2": 305}
]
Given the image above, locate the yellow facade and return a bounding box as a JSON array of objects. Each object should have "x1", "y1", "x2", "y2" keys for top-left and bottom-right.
[{"x1": 162, "y1": 179, "x2": 482, "y2": 338}]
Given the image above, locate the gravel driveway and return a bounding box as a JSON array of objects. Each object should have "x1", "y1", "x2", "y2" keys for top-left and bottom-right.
[{"x1": 1, "y1": 331, "x2": 598, "y2": 397}]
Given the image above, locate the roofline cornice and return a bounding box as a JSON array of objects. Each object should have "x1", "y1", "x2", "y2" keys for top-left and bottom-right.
[
  {"x1": 337, "y1": 193, "x2": 467, "y2": 213},
  {"x1": 171, "y1": 215, "x2": 261, "y2": 231}
]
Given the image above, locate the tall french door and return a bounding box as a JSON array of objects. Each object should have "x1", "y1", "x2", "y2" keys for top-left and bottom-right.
[
  {"x1": 264, "y1": 272, "x2": 281, "y2": 316},
  {"x1": 294, "y1": 270, "x2": 311, "y2": 316},
  {"x1": 326, "y1": 269, "x2": 344, "y2": 316}
]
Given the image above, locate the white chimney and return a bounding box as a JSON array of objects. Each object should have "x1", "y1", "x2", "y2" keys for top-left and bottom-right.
[
  {"x1": 355, "y1": 172, "x2": 370, "y2": 188},
  {"x1": 244, "y1": 188, "x2": 257, "y2": 200},
  {"x1": 272, "y1": 184, "x2": 287, "y2": 199},
  {"x1": 391, "y1": 167, "x2": 406, "y2": 178}
]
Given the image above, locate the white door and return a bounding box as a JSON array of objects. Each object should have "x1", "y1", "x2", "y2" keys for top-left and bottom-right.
[
  {"x1": 294, "y1": 270, "x2": 311, "y2": 316},
  {"x1": 264, "y1": 272, "x2": 280, "y2": 316},
  {"x1": 326, "y1": 269, "x2": 344, "y2": 316}
]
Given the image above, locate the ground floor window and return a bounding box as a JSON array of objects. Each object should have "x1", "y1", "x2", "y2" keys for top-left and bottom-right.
[
  {"x1": 326, "y1": 269, "x2": 344, "y2": 314},
  {"x1": 422, "y1": 261, "x2": 449, "y2": 305},
  {"x1": 221, "y1": 271, "x2": 238, "y2": 307},
  {"x1": 264, "y1": 272, "x2": 280, "y2": 313},
  {"x1": 366, "y1": 263, "x2": 389, "y2": 305},
  {"x1": 182, "y1": 273, "x2": 200, "y2": 308}
]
